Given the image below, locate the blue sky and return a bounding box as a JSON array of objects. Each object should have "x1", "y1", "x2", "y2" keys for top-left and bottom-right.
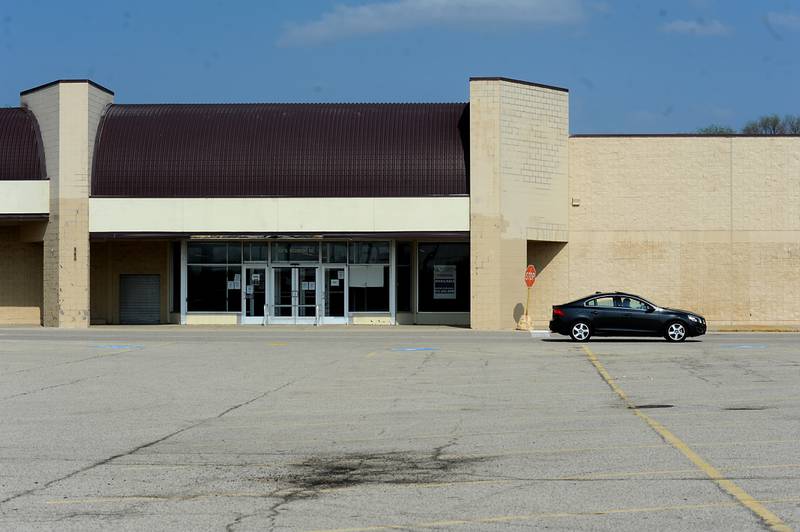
[{"x1": 1, "y1": 0, "x2": 799, "y2": 133}]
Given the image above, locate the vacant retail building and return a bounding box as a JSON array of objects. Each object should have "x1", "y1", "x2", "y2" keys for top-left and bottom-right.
[{"x1": 1, "y1": 77, "x2": 798, "y2": 329}]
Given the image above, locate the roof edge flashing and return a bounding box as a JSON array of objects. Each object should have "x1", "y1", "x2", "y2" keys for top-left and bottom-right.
[
  {"x1": 20, "y1": 79, "x2": 114, "y2": 97},
  {"x1": 105, "y1": 101, "x2": 467, "y2": 108},
  {"x1": 469, "y1": 76, "x2": 568, "y2": 93},
  {"x1": 571, "y1": 133, "x2": 800, "y2": 138}
]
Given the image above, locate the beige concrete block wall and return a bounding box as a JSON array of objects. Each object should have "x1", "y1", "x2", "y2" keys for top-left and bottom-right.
[
  {"x1": 548, "y1": 136, "x2": 800, "y2": 329},
  {"x1": 22, "y1": 81, "x2": 114, "y2": 327},
  {"x1": 526, "y1": 241, "x2": 568, "y2": 325},
  {"x1": 470, "y1": 79, "x2": 569, "y2": 329},
  {"x1": 0, "y1": 226, "x2": 43, "y2": 324},
  {"x1": 90, "y1": 241, "x2": 170, "y2": 325},
  {"x1": 21, "y1": 85, "x2": 60, "y2": 327}
]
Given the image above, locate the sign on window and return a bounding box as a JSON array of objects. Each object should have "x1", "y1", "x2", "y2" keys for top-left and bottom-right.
[{"x1": 433, "y1": 265, "x2": 456, "y2": 300}]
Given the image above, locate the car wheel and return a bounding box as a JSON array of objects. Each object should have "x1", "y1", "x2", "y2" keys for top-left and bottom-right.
[
  {"x1": 665, "y1": 321, "x2": 687, "y2": 342},
  {"x1": 570, "y1": 321, "x2": 592, "y2": 342}
]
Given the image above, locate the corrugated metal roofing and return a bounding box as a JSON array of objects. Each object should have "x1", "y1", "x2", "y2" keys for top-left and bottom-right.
[
  {"x1": 0, "y1": 108, "x2": 46, "y2": 180},
  {"x1": 92, "y1": 103, "x2": 469, "y2": 197}
]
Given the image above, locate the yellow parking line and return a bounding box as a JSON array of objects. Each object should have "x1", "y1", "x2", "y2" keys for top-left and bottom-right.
[
  {"x1": 306, "y1": 496, "x2": 800, "y2": 532},
  {"x1": 581, "y1": 345, "x2": 791, "y2": 532},
  {"x1": 562, "y1": 462, "x2": 800, "y2": 480},
  {"x1": 269, "y1": 342, "x2": 288, "y2": 347}
]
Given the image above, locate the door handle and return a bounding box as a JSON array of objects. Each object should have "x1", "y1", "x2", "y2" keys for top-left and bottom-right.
[{"x1": 591, "y1": 311, "x2": 599, "y2": 315}]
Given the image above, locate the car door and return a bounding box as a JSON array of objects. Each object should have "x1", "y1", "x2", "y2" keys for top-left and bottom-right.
[
  {"x1": 585, "y1": 296, "x2": 626, "y2": 333},
  {"x1": 631, "y1": 299, "x2": 664, "y2": 336},
  {"x1": 620, "y1": 297, "x2": 658, "y2": 334}
]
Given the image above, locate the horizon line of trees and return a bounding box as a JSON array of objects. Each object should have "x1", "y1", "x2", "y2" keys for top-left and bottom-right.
[{"x1": 698, "y1": 114, "x2": 800, "y2": 135}]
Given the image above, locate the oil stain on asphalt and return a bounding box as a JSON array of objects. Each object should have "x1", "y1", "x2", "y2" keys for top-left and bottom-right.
[{"x1": 264, "y1": 450, "x2": 485, "y2": 492}]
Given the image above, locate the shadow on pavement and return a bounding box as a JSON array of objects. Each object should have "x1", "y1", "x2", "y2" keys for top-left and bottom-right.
[{"x1": 540, "y1": 338, "x2": 702, "y2": 343}]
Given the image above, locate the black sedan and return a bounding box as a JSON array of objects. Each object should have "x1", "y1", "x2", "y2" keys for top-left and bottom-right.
[{"x1": 549, "y1": 292, "x2": 706, "y2": 342}]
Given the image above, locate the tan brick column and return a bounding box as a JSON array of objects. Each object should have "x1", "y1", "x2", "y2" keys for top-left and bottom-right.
[
  {"x1": 469, "y1": 78, "x2": 569, "y2": 330},
  {"x1": 21, "y1": 81, "x2": 114, "y2": 327}
]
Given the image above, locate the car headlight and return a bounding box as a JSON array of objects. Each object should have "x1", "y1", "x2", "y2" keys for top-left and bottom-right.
[{"x1": 688, "y1": 315, "x2": 700, "y2": 323}]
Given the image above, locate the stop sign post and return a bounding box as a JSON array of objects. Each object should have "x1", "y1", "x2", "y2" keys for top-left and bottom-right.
[
  {"x1": 525, "y1": 265, "x2": 537, "y2": 288},
  {"x1": 523, "y1": 265, "x2": 536, "y2": 326}
]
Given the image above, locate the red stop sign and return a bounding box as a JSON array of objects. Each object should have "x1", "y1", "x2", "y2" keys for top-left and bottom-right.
[{"x1": 525, "y1": 265, "x2": 537, "y2": 287}]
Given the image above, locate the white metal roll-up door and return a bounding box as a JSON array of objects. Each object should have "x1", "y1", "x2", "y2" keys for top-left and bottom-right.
[{"x1": 119, "y1": 274, "x2": 161, "y2": 324}]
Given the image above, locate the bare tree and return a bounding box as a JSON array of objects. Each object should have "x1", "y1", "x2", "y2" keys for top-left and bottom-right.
[
  {"x1": 783, "y1": 115, "x2": 800, "y2": 134},
  {"x1": 696, "y1": 124, "x2": 735, "y2": 134},
  {"x1": 741, "y1": 114, "x2": 800, "y2": 134}
]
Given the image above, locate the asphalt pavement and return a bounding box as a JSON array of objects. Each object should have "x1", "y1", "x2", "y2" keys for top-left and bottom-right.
[{"x1": 0, "y1": 327, "x2": 798, "y2": 531}]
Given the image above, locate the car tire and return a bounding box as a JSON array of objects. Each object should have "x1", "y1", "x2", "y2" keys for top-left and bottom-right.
[
  {"x1": 665, "y1": 321, "x2": 687, "y2": 342},
  {"x1": 569, "y1": 320, "x2": 592, "y2": 342}
]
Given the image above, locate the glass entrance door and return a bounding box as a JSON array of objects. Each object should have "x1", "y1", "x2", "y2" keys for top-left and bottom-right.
[
  {"x1": 273, "y1": 267, "x2": 294, "y2": 320},
  {"x1": 297, "y1": 267, "x2": 318, "y2": 322},
  {"x1": 321, "y1": 266, "x2": 348, "y2": 324},
  {"x1": 242, "y1": 266, "x2": 267, "y2": 324},
  {"x1": 270, "y1": 267, "x2": 319, "y2": 324}
]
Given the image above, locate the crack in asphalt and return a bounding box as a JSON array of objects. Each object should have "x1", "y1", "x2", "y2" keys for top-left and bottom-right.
[
  {"x1": 408, "y1": 352, "x2": 436, "y2": 379},
  {"x1": 224, "y1": 512, "x2": 247, "y2": 532},
  {"x1": 3, "y1": 345, "x2": 152, "y2": 376},
  {"x1": 221, "y1": 487, "x2": 316, "y2": 532},
  {"x1": 0, "y1": 375, "x2": 101, "y2": 401},
  {"x1": 0, "y1": 378, "x2": 299, "y2": 507},
  {"x1": 227, "y1": 440, "x2": 473, "y2": 531}
]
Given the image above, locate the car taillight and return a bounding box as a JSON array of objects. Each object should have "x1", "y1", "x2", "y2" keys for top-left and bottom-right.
[{"x1": 553, "y1": 308, "x2": 565, "y2": 317}]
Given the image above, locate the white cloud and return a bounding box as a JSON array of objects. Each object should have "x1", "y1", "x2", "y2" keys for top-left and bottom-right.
[
  {"x1": 765, "y1": 12, "x2": 800, "y2": 31},
  {"x1": 278, "y1": 0, "x2": 586, "y2": 46},
  {"x1": 661, "y1": 18, "x2": 731, "y2": 36}
]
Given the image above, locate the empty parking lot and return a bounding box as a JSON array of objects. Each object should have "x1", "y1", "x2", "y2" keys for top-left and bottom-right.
[{"x1": 0, "y1": 328, "x2": 798, "y2": 531}]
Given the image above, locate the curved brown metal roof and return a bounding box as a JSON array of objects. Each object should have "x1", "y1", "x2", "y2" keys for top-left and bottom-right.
[
  {"x1": 92, "y1": 103, "x2": 469, "y2": 197},
  {"x1": 0, "y1": 108, "x2": 46, "y2": 180}
]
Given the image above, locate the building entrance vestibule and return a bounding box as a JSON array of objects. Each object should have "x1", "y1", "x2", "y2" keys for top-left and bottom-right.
[
  {"x1": 185, "y1": 240, "x2": 407, "y2": 326},
  {"x1": 270, "y1": 266, "x2": 319, "y2": 324},
  {"x1": 241, "y1": 265, "x2": 348, "y2": 324}
]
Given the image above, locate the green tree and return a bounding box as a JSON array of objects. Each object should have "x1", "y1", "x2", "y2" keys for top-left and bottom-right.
[{"x1": 696, "y1": 124, "x2": 735, "y2": 134}]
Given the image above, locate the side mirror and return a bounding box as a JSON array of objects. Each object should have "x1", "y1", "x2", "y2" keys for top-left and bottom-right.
[{"x1": 645, "y1": 305, "x2": 655, "y2": 313}]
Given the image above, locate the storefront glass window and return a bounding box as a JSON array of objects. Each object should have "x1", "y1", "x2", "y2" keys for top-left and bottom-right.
[
  {"x1": 273, "y1": 242, "x2": 319, "y2": 262},
  {"x1": 417, "y1": 243, "x2": 469, "y2": 313},
  {"x1": 349, "y1": 265, "x2": 390, "y2": 312},
  {"x1": 187, "y1": 242, "x2": 228, "y2": 264},
  {"x1": 187, "y1": 265, "x2": 228, "y2": 311},
  {"x1": 322, "y1": 242, "x2": 348, "y2": 263},
  {"x1": 349, "y1": 241, "x2": 390, "y2": 312},
  {"x1": 187, "y1": 242, "x2": 243, "y2": 312},
  {"x1": 227, "y1": 242, "x2": 242, "y2": 263},
  {"x1": 349, "y1": 242, "x2": 390, "y2": 264},
  {"x1": 243, "y1": 243, "x2": 268, "y2": 262}
]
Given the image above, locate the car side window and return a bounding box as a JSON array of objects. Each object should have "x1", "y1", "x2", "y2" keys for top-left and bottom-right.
[
  {"x1": 586, "y1": 297, "x2": 615, "y2": 308},
  {"x1": 628, "y1": 298, "x2": 649, "y2": 311}
]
